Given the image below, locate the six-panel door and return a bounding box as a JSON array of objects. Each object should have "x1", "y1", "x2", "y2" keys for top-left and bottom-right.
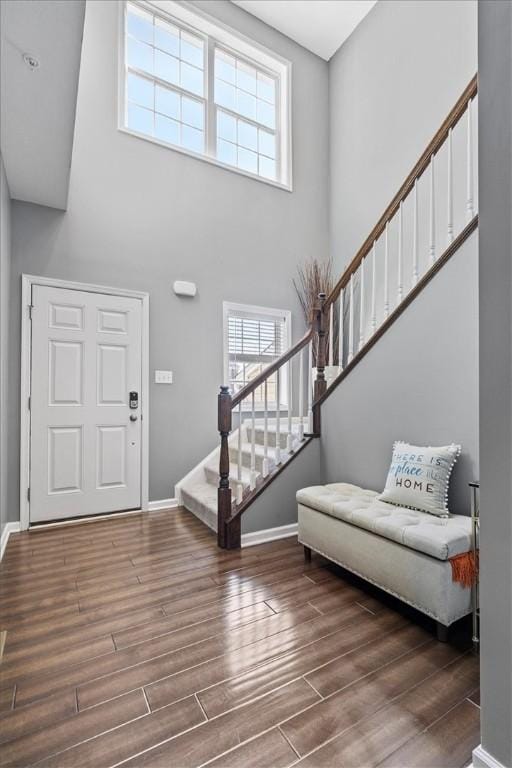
[{"x1": 29, "y1": 285, "x2": 142, "y2": 523}]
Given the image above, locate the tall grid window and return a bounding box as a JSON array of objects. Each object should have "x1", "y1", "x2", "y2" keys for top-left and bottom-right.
[
  {"x1": 224, "y1": 303, "x2": 291, "y2": 409},
  {"x1": 121, "y1": 1, "x2": 291, "y2": 188},
  {"x1": 215, "y1": 50, "x2": 277, "y2": 180}
]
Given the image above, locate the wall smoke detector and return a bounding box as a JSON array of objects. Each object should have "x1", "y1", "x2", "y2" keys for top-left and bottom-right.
[{"x1": 23, "y1": 53, "x2": 40, "y2": 71}]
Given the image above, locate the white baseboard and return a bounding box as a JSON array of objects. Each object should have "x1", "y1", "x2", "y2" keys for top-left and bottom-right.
[
  {"x1": 473, "y1": 745, "x2": 508, "y2": 768},
  {"x1": 242, "y1": 522, "x2": 298, "y2": 548},
  {"x1": 1, "y1": 522, "x2": 21, "y2": 561},
  {"x1": 147, "y1": 498, "x2": 179, "y2": 512}
]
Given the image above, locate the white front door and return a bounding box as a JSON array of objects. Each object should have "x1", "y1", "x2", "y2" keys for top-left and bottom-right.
[{"x1": 29, "y1": 285, "x2": 143, "y2": 523}]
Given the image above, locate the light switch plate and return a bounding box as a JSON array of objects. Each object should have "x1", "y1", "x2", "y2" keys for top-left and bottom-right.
[{"x1": 155, "y1": 370, "x2": 173, "y2": 384}]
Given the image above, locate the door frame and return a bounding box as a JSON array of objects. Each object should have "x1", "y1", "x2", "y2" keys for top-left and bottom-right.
[{"x1": 20, "y1": 274, "x2": 150, "y2": 531}]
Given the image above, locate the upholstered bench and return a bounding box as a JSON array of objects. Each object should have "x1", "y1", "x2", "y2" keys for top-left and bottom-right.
[{"x1": 297, "y1": 482, "x2": 474, "y2": 640}]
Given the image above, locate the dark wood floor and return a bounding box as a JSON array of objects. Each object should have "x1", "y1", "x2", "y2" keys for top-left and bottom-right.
[{"x1": 0, "y1": 508, "x2": 480, "y2": 767}]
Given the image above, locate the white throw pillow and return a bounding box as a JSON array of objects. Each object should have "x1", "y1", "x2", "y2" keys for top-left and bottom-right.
[{"x1": 379, "y1": 441, "x2": 461, "y2": 517}]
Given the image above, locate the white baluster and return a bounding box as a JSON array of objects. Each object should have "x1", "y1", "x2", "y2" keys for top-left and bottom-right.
[
  {"x1": 384, "y1": 222, "x2": 390, "y2": 319},
  {"x1": 307, "y1": 341, "x2": 313, "y2": 432},
  {"x1": 397, "y1": 201, "x2": 404, "y2": 303},
  {"x1": 236, "y1": 402, "x2": 243, "y2": 504},
  {"x1": 338, "y1": 289, "x2": 344, "y2": 369},
  {"x1": 371, "y1": 241, "x2": 377, "y2": 334},
  {"x1": 466, "y1": 99, "x2": 474, "y2": 221},
  {"x1": 262, "y1": 379, "x2": 269, "y2": 478},
  {"x1": 328, "y1": 303, "x2": 334, "y2": 366},
  {"x1": 286, "y1": 358, "x2": 293, "y2": 453},
  {"x1": 359, "y1": 257, "x2": 365, "y2": 350},
  {"x1": 447, "y1": 127, "x2": 454, "y2": 244},
  {"x1": 412, "y1": 180, "x2": 419, "y2": 287},
  {"x1": 348, "y1": 274, "x2": 355, "y2": 362},
  {"x1": 250, "y1": 390, "x2": 256, "y2": 490},
  {"x1": 429, "y1": 154, "x2": 436, "y2": 265},
  {"x1": 298, "y1": 347, "x2": 305, "y2": 441},
  {"x1": 275, "y1": 369, "x2": 281, "y2": 464}
]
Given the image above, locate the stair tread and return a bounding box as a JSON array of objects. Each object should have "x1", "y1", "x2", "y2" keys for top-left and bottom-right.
[
  {"x1": 249, "y1": 423, "x2": 304, "y2": 433},
  {"x1": 229, "y1": 442, "x2": 283, "y2": 457}
]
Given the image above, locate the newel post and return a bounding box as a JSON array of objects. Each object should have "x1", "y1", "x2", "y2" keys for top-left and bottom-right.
[
  {"x1": 313, "y1": 292, "x2": 327, "y2": 434},
  {"x1": 217, "y1": 386, "x2": 239, "y2": 549}
]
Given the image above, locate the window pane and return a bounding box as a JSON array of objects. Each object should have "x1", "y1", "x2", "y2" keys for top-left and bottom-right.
[
  {"x1": 125, "y1": 5, "x2": 284, "y2": 182},
  {"x1": 154, "y1": 19, "x2": 179, "y2": 56},
  {"x1": 259, "y1": 155, "x2": 276, "y2": 180},
  {"x1": 258, "y1": 129, "x2": 275, "y2": 159},
  {"x1": 238, "y1": 120, "x2": 257, "y2": 151},
  {"x1": 182, "y1": 96, "x2": 203, "y2": 129},
  {"x1": 127, "y1": 7, "x2": 153, "y2": 45},
  {"x1": 181, "y1": 31, "x2": 204, "y2": 68},
  {"x1": 257, "y1": 72, "x2": 275, "y2": 104},
  {"x1": 155, "y1": 86, "x2": 180, "y2": 119},
  {"x1": 238, "y1": 146, "x2": 258, "y2": 174},
  {"x1": 155, "y1": 114, "x2": 180, "y2": 144},
  {"x1": 217, "y1": 111, "x2": 236, "y2": 142},
  {"x1": 155, "y1": 50, "x2": 179, "y2": 85},
  {"x1": 127, "y1": 73, "x2": 153, "y2": 109},
  {"x1": 127, "y1": 38, "x2": 153, "y2": 74},
  {"x1": 257, "y1": 100, "x2": 275, "y2": 129},
  {"x1": 128, "y1": 103, "x2": 153, "y2": 135},
  {"x1": 216, "y1": 50, "x2": 236, "y2": 84},
  {"x1": 181, "y1": 62, "x2": 203, "y2": 96},
  {"x1": 215, "y1": 79, "x2": 236, "y2": 110},
  {"x1": 237, "y1": 90, "x2": 257, "y2": 121},
  {"x1": 218, "y1": 139, "x2": 237, "y2": 166},
  {"x1": 227, "y1": 309, "x2": 288, "y2": 404},
  {"x1": 236, "y1": 61, "x2": 256, "y2": 94},
  {"x1": 182, "y1": 124, "x2": 204, "y2": 153}
]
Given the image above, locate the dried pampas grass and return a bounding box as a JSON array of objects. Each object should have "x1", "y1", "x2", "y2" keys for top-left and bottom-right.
[{"x1": 293, "y1": 257, "x2": 339, "y2": 364}]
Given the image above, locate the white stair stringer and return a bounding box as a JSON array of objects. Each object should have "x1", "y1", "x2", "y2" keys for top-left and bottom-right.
[{"x1": 175, "y1": 417, "x2": 307, "y2": 532}]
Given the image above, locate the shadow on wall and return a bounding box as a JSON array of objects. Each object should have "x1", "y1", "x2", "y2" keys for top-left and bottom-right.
[{"x1": 319, "y1": 234, "x2": 479, "y2": 517}]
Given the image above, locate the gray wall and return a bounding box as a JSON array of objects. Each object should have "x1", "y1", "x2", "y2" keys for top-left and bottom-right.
[
  {"x1": 242, "y1": 438, "x2": 321, "y2": 534},
  {"x1": 321, "y1": 0, "x2": 479, "y2": 514},
  {"x1": 478, "y1": 1, "x2": 512, "y2": 764},
  {"x1": 320, "y1": 234, "x2": 479, "y2": 516},
  {"x1": 0, "y1": 155, "x2": 11, "y2": 540},
  {"x1": 8, "y1": 0, "x2": 329, "y2": 517},
  {"x1": 329, "y1": 0, "x2": 477, "y2": 271}
]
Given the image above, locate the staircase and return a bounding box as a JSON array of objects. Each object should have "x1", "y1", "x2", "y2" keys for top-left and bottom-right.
[
  {"x1": 177, "y1": 419, "x2": 306, "y2": 532},
  {"x1": 176, "y1": 75, "x2": 479, "y2": 549}
]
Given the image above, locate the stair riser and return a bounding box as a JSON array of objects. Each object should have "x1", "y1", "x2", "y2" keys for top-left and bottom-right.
[
  {"x1": 229, "y1": 447, "x2": 276, "y2": 474},
  {"x1": 204, "y1": 465, "x2": 252, "y2": 490},
  {"x1": 180, "y1": 489, "x2": 218, "y2": 531},
  {"x1": 246, "y1": 427, "x2": 298, "y2": 450}
]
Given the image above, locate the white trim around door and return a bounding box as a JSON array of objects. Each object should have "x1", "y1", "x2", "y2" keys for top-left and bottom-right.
[{"x1": 20, "y1": 275, "x2": 150, "y2": 531}]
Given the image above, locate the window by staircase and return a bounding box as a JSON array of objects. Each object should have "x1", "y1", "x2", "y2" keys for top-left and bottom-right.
[{"x1": 223, "y1": 302, "x2": 291, "y2": 409}]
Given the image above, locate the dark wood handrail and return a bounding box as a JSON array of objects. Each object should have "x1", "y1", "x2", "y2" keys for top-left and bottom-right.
[
  {"x1": 325, "y1": 74, "x2": 478, "y2": 308},
  {"x1": 231, "y1": 328, "x2": 313, "y2": 408}
]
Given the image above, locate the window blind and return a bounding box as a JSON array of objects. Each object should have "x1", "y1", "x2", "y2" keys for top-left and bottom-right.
[{"x1": 226, "y1": 307, "x2": 289, "y2": 404}]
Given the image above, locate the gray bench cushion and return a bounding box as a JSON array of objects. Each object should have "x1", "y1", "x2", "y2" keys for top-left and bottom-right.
[{"x1": 296, "y1": 482, "x2": 472, "y2": 561}]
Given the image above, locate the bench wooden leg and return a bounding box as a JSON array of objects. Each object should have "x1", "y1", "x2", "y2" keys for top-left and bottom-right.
[
  {"x1": 436, "y1": 622, "x2": 449, "y2": 642},
  {"x1": 304, "y1": 545, "x2": 312, "y2": 563}
]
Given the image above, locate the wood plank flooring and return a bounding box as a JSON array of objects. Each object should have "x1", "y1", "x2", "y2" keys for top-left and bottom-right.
[{"x1": 0, "y1": 508, "x2": 480, "y2": 767}]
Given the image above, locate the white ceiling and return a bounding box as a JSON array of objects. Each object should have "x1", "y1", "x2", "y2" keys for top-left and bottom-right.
[
  {"x1": 232, "y1": 0, "x2": 377, "y2": 60},
  {"x1": 0, "y1": 0, "x2": 85, "y2": 210}
]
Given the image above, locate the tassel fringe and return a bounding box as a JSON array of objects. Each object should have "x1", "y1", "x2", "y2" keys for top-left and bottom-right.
[{"x1": 449, "y1": 551, "x2": 479, "y2": 588}]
